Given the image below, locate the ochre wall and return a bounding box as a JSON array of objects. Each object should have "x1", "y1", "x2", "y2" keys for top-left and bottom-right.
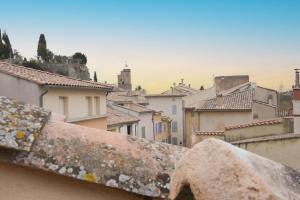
[
  {"x1": 185, "y1": 110, "x2": 200, "y2": 148},
  {"x1": 225, "y1": 123, "x2": 286, "y2": 142},
  {"x1": 0, "y1": 161, "x2": 144, "y2": 200},
  {"x1": 236, "y1": 137, "x2": 300, "y2": 171},
  {"x1": 74, "y1": 117, "x2": 107, "y2": 130}
]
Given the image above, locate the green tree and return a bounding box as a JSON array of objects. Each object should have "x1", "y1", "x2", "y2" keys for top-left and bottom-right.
[
  {"x1": 23, "y1": 59, "x2": 42, "y2": 70},
  {"x1": 72, "y1": 52, "x2": 87, "y2": 64},
  {"x1": 37, "y1": 34, "x2": 48, "y2": 61},
  {"x1": 2, "y1": 32, "x2": 13, "y2": 58},
  {"x1": 93, "y1": 71, "x2": 98, "y2": 82},
  {"x1": 0, "y1": 29, "x2": 3, "y2": 59},
  {"x1": 200, "y1": 85, "x2": 204, "y2": 90}
]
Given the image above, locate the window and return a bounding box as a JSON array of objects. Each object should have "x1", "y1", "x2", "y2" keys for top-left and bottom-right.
[
  {"x1": 154, "y1": 123, "x2": 162, "y2": 135},
  {"x1": 141, "y1": 126, "x2": 146, "y2": 138},
  {"x1": 172, "y1": 137, "x2": 178, "y2": 145},
  {"x1": 86, "y1": 96, "x2": 93, "y2": 116},
  {"x1": 59, "y1": 96, "x2": 68, "y2": 118},
  {"x1": 172, "y1": 105, "x2": 177, "y2": 115},
  {"x1": 94, "y1": 96, "x2": 100, "y2": 115},
  {"x1": 127, "y1": 125, "x2": 132, "y2": 135},
  {"x1": 172, "y1": 121, "x2": 178, "y2": 132}
]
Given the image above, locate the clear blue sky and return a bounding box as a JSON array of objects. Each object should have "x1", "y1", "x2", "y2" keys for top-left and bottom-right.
[{"x1": 1, "y1": 0, "x2": 300, "y2": 92}]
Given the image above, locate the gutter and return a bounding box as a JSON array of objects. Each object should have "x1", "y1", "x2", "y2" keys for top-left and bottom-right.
[{"x1": 39, "y1": 87, "x2": 49, "y2": 107}]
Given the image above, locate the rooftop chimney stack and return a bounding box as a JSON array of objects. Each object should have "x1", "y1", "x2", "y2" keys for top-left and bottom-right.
[{"x1": 295, "y1": 69, "x2": 300, "y2": 88}]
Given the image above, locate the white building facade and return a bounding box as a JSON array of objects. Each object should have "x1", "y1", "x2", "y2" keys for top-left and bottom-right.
[{"x1": 145, "y1": 95, "x2": 185, "y2": 145}]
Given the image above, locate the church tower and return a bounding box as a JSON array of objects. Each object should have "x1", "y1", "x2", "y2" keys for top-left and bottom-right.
[{"x1": 117, "y1": 63, "x2": 132, "y2": 91}]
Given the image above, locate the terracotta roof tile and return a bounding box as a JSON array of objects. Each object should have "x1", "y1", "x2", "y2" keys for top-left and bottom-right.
[
  {"x1": 107, "y1": 107, "x2": 139, "y2": 126},
  {"x1": 195, "y1": 131, "x2": 225, "y2": 136},
  {"x1": 225, "y1": 118, "x2": 282, "y2": 130},
  {"x1": 198, "y1": 89, "x2": 253, "y2": 111},
  {"x1": 0, "y1": 61, "x2": 112, "y2": 91},
  {"x1": 116, "y1": 103, "x2": 155, "y2": 113}
]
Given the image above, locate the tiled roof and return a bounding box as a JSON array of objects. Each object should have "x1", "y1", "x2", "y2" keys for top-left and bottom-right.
[
  {"x1": 195, "y1": 131, "x2": 225, "y2": 136},
  {"x1": 161, "y1": 84, "x2": 199, "y2": 95},
  {"x1": 0, "y1": 95, "x2": 187, "y2": 198},
  {"x1": 198, "y1": 89, "x2": 253, "y2": 111},
  {"x1": 118, "y1": 103, "x2": 155, "y2": 113},
  {"x1": 0, "y1": 61, "x2": 112, "y2": 91},
  {"x1": 225, "y1": 118, "x2": 282, "y2": 130},
  {"x1": 107, "y1": 107, "x2": 139, "y2": 126},
  {"x1": 145, "y1": 94, "x2": 186, "y2": 98}
]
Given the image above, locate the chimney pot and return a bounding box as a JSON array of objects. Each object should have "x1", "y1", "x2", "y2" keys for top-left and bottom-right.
[{"x1": 295, "y1": 69, "x2": 300, "y2": 88}]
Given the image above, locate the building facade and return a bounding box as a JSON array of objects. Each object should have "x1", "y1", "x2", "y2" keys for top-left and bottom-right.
[
  {"x1": 146, "y1": 94, "x2": 185, "y2": 145},
  {"x1": 0, "y1": 61, "x2": 112, "y2": 130}
]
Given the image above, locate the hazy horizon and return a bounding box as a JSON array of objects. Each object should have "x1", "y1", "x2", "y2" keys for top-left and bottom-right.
[{"x1": 1, "y1": 0, "x2": 299, "y2": 93}]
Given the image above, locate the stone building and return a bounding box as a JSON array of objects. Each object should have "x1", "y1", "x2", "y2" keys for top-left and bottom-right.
[{"x1": 117, "y1": 64, "x2": 132, "y2": 91}]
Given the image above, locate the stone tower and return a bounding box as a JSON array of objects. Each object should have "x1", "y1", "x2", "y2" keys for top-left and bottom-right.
[{"x1": 117, "y1": 64, "x2": 132, "y2": 91}]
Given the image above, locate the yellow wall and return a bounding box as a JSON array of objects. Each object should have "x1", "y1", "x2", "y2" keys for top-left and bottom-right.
[
  {"x1": 236, "y1": 137, "x2": 300, "y2": 171},
  {"x1": 0, "y1": 161, "x2": 144, "y2": 200},
  {"x1": 73, "y1": 117, "x2": 107, "y2": 130},
  {"x1": 153, "y1": 113, "x2": 171, "y2": 143},
  {"x1": 225, "y1": 122, "x2": 291, "y2": 142}
]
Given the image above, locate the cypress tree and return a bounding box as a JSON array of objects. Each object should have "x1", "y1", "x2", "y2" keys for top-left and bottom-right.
[
  {"x1": 93, "y1": 71, "x2": 98, "y2": 82},
  {"x1": 37, "y1": 34, "x2": 48, "y2": 61},
  {"x1": 0, "y1": 29, "x2": 3, "y2": 59},
  {"x1": 2, "y1": 32, "x2": 13, "y2": 58}
]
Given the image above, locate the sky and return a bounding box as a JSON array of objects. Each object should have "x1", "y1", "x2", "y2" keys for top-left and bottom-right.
[{"x1": 1, "y1": 0, "x2": 300, "y2": 92}]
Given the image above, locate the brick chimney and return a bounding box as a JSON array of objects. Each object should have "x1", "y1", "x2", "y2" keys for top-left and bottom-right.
[
  {"x1": 293, "y1": 69, "x2": 300, "y2": 134},
  {"x1": 295, "y1": 69, "x2": 300, "y2": 88}
]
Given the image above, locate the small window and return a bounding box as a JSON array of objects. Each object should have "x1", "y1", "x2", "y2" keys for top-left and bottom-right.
[
  {"x1": 59, "y1": 96, "x2": 68, "y2": 118},
  {"x1": 141, "y1": 126, "x2": 146, "y2": 138},
  {"x1": 86, "y1": 96, "x2": 93, "y2": 116},
  {"x1": 94, "y1": 96, "x2": 100, "y2": 115},
  {"x1": 172, "y1": 137, "x2": 178, "y2": 145},
  {"x1": 172, "y1": 121, "x2": 178, "y2": 132},
  {"x1": 172, "y1": 105, "x2": 177, "y2": 115}
]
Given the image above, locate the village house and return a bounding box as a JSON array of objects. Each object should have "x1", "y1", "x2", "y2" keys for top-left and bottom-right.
[
  {"x1": 0, "y1": 61, "x2": 112, "y2": 129},
  {"x1": 106, "y1": 107, "x2": 139, "y2": 135},
  {"x1": 146, "y1": 94, "x2": 186, "y2": 145},
  {"x1": 184, "y1": 80, "x2": 278, "y2": 147},
  {"x1": 109, "y1": 101, "x2": 155, "y2": 140}
]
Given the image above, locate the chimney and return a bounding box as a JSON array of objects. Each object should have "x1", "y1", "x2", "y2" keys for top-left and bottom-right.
[
  {"x1": 295, "y1": 69, "x2": 300, "y2": 88},
  {"x1": 216, "y1": 94, "x2": 223, "y2": 107}
]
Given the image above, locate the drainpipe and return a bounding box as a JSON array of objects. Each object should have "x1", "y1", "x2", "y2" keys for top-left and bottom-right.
[{"x1": 39, "y1": 87, "x2": 49, "y2": 107}]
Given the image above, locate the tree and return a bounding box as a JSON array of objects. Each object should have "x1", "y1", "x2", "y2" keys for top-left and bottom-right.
[
  {"x1": 37, "y1": 34, "x2": 48, "y2": 61},
  {"x1": 93, "y1": 71, "x2": 98, "y2": 82},
  {"x1": 72, "y1": 52, "x2": 87, "y2": 64},
  {"x1": 135, "y1": 85, "x2": 142, "y2": 91},
  {"x1": 0, "y1": 29, "x2": 3, "y2": 59},
  {"x1": 2, "y1": 32, "x2": 13, "y2": 59},
  {"x1": 200, "y1": 85, "x2": 204, "y2": 90},
  {"x1": 23, "y1": 58, "x2": 42, "y2": 70}
]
